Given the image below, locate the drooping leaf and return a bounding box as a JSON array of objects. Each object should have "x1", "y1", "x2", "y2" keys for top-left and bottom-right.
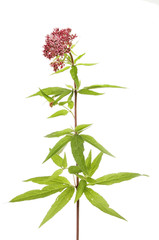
[
  {"x1": 75, "y1": 124, "x2": 92, "y2": 133},
  {"x1": 44, "y1": 135, "x2": 72, "y2": 163},
  {"x1": 95, "y1": 172, "x2": 148, "y2": 185},
  {"x1": 74, "y1": 53, "x2": 86, "y2": 64},
  {"x1": 45, "y1": 128, "x2": 73, "y2": 138},
  {"x1": 68, "y1": 166, "x2": 82, "y2": 174},
  {"x1": 39, "y1": 88, "x2": 54, "y2": 103},
  {"x1": 74, "y1": 180, "x2": 87, "y2": 203},
  {"x1": 39, "y1": 186, "x2": 75, "y2": 227},
  {"x1": 85, "y1": 150, "x2": 92, "y2": 170},
  {"x1": 83, "y1": 84, "x2": 126, "y2": 90},
  {"x1": 89, "y1": 152, "x2": 103, "y2": 177},
  {"x1": 51, "y1": 154, "x2": 63, "y2": 167},
  {"x1": 10, "y1": 184, "x2": 66, "y2": 202},
  {"x1": 62, "y1": 153, "x2": 67, "y2": 168},
  {"x1": 51, "y1": 66, "x2": 71, "y2": 75},
  {"x1": 81, "y1": 134, "x2": 114, "y2": 158},
  {"x1": 50, "y1": 169, "x2": 63, "y2": 178},
  {"x1": 84, "y1": 187, "x2": 126, "y2": 221},
  {"x1": 70, "y1": 66, "x2": 80, "y2": 89},
  {"x1": 28, "y1": 87, "x2": 71, "y2": 98},
  {"x1": 76, "y1": 63, "x2": 98, "y2": 66},
  {"x1": 48, "y1": 110, "x2": 68, "y2": 118},
  {"x1": 78, "y1": 89, "x2": 104, "y2": 95},
  {"x1": 71, "y1": 134, "x2": 87, "y2": 174}
]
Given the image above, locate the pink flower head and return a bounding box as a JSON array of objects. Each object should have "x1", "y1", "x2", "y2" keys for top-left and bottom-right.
[{"x1": 43, "y1": 28, "x2": 77, "y2": 72}]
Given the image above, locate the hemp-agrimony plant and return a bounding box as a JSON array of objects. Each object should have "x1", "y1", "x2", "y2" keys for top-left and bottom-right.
[{"x1": 10, "y1": 28, "x2": 148, "y2": 240}]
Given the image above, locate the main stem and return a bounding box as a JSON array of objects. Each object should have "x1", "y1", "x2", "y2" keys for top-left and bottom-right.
[{"x1": 70, "y1": 52, "x2": 79, "y2": 240}]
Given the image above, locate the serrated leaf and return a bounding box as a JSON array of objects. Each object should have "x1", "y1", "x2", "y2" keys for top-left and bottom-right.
[
  {"x1": 39, "y1": 186, "x2": 75, "y2": 227},
  {"x1": 84, "y1": 187, "x2": 126, "y2": 221},
  {"x1": 10, "y1": 184, "x2": 66, "y2": 202},
  {"x1": 28, "y1": 87, "x2": 71, "y2": 98},
  {"x1": 78, "y1": 89, "x2": 104, "y2": 95},
  {"x1": 39, "y1": 88, "x2": 54, "y2": 103},
  {"x1": 68, "y1": 166, "x2": 82, "y2": 174},
  {"x1": 51, "y1": 154, "x2": 63, "y2": 167},
  {"x1": 48, "y1": 110, "x2": 68, "y2": 118},
  {"x1": 45, "y1": 128, "x2": 73, "y2": 138},
  {"x1": 51, "y1": 66, "x2": 71, "y2": 75},
  {"x1": 89, "y1": 152, "x2": 103, "y2": 177},
  {"x1": 74, "y1": 180, "x2": 87, "y2": 203},
  {"x1": 44, "y1": 135, "x2": 72, "y2": 163},
  {"x1": 70, "y1": 66, "x2": 80, "y2": 89},
  {"x1": 81, "y1": 134, "x2": 114, "y2": 158},
  {"x1": 85, "y1": 150, "x2": 92, "y2": 170},
  {"x1": 95, "y1": 172, "x2": 147, "y2": 185},
  {"x1": 74, "y1": 53, "x2": 86, "y2": 64},
  {"x1": 75, "y1": 124, "x2": 92, "y2": 133},
  {"x1": 84, "y1": 84, "x2": 126, "y2": 89},
  {"x1": 50, "y1": 169, "x2": 63, "y2": 178},
  {"x1": 62, "y1": 153, "x2": 67, "y2": 168},
  {"x1": 76, "y1": 63, "x2": 98, "y2": 66},
  {"x1": 71, "y1": 135, "x2": 87, "y2": 174}
]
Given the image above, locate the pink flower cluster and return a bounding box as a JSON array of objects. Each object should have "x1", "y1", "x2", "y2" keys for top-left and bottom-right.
[{"x1": 43, "y1": 28, "x2": 77, "y2": 72}]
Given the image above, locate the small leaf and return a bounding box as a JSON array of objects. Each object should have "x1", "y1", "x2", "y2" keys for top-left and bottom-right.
[
  {"x1": 78, "y1": 89, "x2": 104, "y2": 95},
  {"x1": 85, "y1": 150, "x2": 92, "y2": 170},
  {"x1": 84, "y1": 187, "x2": 126, "y2": 221},
  {"x1": 39, "y1": 88, "x2": 54, "y2": 103},
  {"x1": 53, "y1": 92, "x2": 72, "y2": 105},
  {"x1": 74, "y1": 180, "x2": 87, "y2": 203},
  {"x1": 95, "y1": 172, "x2": 147, "y2": 185},
  {"x1": 62, "y1": 153, "x2": 67, "y2": 168},
  {"x1": 51, "y1": 154, "x2": 63, "y2": 167},
  {"x1": 68, "y1": 166, "x2": 82, "y2": 174},
  {"x1": 76, "y1": 63, "x2": 98, "y2": 66},
  {"x1": 84, "y1": 84, "x2": 126, "y2": 89},
  {"x1": 44, "y1": 135, "x2": 72, "y2": 163},
  {"x1": 68, "y1": 100, "x2": 74, "y2": 109},
  {"x1": 66, "y1": 84, "x2": 73, "y2": 89},
  {"x1": 70, "y1": 66, "x2": 80, "y2": 89},
  {"x1": 75, "y1": 124, "x2": 92, "y2": 133},
  {"x1": 74, "y1": 53, "x2": 86, "y2": 64},
  {"x1": 48, "y1": 110, "x2": 68, "y2": 118},
  {"x1": 89, "y1": 152, "x2": 103, "y2": 177},
  {"x1": 24, "y1": 176, "x2": 51, "y2": 185},
  {"x1": 28, "y1": 87, "x2": 71, "y2": 98},
  {"x1": 50, "y1": 169, "x2": 63, "y2": 178},
  {"x1": 51, "y1": 66, "x2": 71, "y2": 75},
  {"x1": 81, "y1": 134, "x2": 114, "y2": 158},
  {"x1": 71, "y1": 135, "x2": 87, "y2": 174},
  {"x1": 39, "y1": 186, "x2": 75, "y2": 227},
  {"x1": 10, "y1": 184, "x2": 66, "y2": 202},
  {"x1": 45, "y1": 128, "x2": 73, "y2": 138}
]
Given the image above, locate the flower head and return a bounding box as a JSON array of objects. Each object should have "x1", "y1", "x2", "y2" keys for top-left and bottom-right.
[{"x1": 43, "y1": 28, "x2": 77, "y2": 72}]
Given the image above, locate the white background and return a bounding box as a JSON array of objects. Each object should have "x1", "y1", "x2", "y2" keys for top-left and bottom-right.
[{"x1": 0, "y1": 0, "x2": 159, "y2": 239}]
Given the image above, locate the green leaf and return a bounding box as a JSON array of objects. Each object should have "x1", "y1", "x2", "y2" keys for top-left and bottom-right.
[
  {"x1": 48, "y1": 176, "x2": 71, "y2": 185},
  {"x1": 68, "y1": 166, "x2": 82, "y2": 174},
  {"x1": 45, "y1": 128, "x2": 73, "y2": 138},
  {"x1": 74, "y1": 180, "x2": 87, "y2": 203},
  {"x1": 75, "y1": 124, "x2": 92, "y2": 133},
  {"x1": 71, "y1": 135, "x2": 87, "y2": 174},
  {"x1": 10, "y1": 184, "x2": 66, "y2": 202},
  {"x1": 85, "y1": 150, "x2": 92, "y2": 170},
  {"x1": 48, "y1": 110, "x2": 68, "y2": 118},
  {"x1": 74, "y1": 53, "x2": 86, "y2": 64},
  {"x1": 78, "y1": 89, "x2": 104, "y2": 95},
  {"x1": 28, "y1": 87, "x2": 71, "y2": 98},
  {"x1": 44, "y1": 135, "x2": 72, "y2": 163},
  {"x1": 68, "y1": 100, "x2": 74, "y2": 109},
  {"x1": 81, "y1": 134, "x2": 114, "y2": 158},
  {"x1": 39, "y1": 186, "x2": 75, "y2": 227},
  {"x1": 39, "y1": 88, "x2": 54, "y2": 103},
  {"x1": 51, "y1": 154, "x2": 63, "y2": 167},
  {"x1": 86, "y1": 177, "x2": 96, "y2": 184},
  {"x1": 24, "y1": 176, "x2": 51, "y2": 185},
  {"x1": 51, "y1": 66, "x2": 71, "y2": 75},
  {"x1": 84, "y1": 187, "x2": 126, "y2": 221},
  {"x1": 89, "y1": 152, "x2": 103, "y2": 177},
  {"x1": 66, "y1": 84, "x2": 73, "y2": 89},
  {"x1": 83, "y1": 84, "x2": 126, "y2": 89},
  {"x1": 95, "y1": 172, "x2": 147, "y2": 185},
  {"x1": 70, "y1": 66, "x2": 80, "y2": 89},
  {"x1": 76, "y1": 63, "x2": 98, "y2": 66},
  {"x1": 62, "y1": 153, "x2": 67, "y2": 168},
  {"x1": 53, "y1": 91, "x2": 72, "y2": 105},
  {"x1": 50, "y1": 169, "x2": 63, "y2": 178}
]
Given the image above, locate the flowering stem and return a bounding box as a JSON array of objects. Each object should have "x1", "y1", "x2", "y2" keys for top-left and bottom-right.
[{"x1": 70, "y1": 52, "x2": 79, "y2": 240}]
